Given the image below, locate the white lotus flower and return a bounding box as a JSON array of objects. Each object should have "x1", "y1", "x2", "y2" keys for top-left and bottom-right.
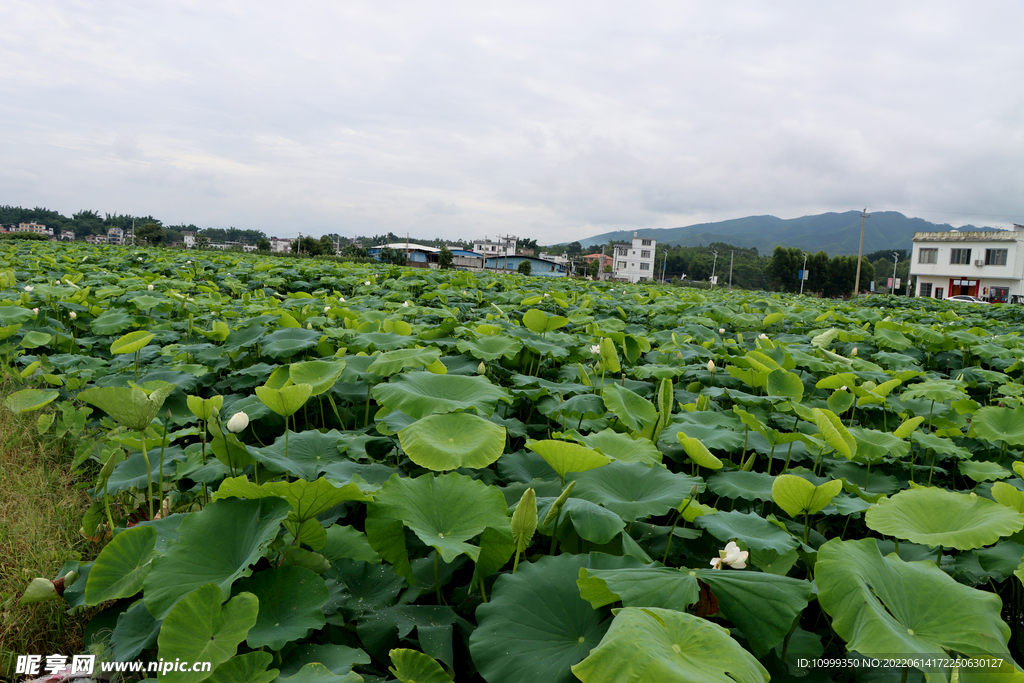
[
  {"x1": 402, "y1": 301, "x2": 410, "y2": 308},
  {"x1": 339, "y1": 297, "x2": 345, "y2": 302},
  {"x1": 544, "y1": 293, "x2": 550, "y2": 297},
  {"x1": 710, "y1": 541, "x2": 748, "y2": 569},
  {"x1": 719, "y1": 328, "x2": 725, "y2": 334},
  {"x1": 32, "y1": 307, "x2": 39, "y2": 315},
  {"x1": 23, "y1": 285, "x2": 33, "y2": 292},
  {"x1": 69, "y1": 311, "x2": 77, "y2": 320},
  {"x1": 226, "y1": 411, "x2": 249, "y2": 433},
  {"x1": 186, "y1": 260, "x2": 192, "y2": 264},
  {"x1": 758, "y1": 333, "x2": 769, "y2": 340},
  {"x1": 851, "y1": 347, "x2": 858, "y2": 356},
  {"x1": 55, "y1": 280, "x2": 61, "y2": 285},
  {"x1": 590, "y1": 344, "x2": 601, "y2": 355},
  {"x1": 147, "y1": 284, "x2": 154, "y2": 290},
  {"x1": 138, "y1": 257, "x2": 143, "y2": 261},
  {"x1": 707, "y1": 360, "x2": 716, "y2": 373},
  {"x1": 365, "y1": 281, "x2": 371, "y2": 286},
  {"x1": 840, "y1": 385, "x2": 848, "y2": 392}
]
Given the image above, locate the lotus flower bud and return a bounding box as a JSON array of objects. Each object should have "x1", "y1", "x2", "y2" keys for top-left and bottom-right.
[
  {"x1": 32, "y1": 308, "x2": 39, "y2": 316},
  {"x1": 69, "y1": 311, "x2": 77, "y2": 319},
  {"x1": 758, "y1": 333, "x2": 769, "y2": 340},
  {"x1": 478, "y1": 361, "x2": 486, "y2": 374},
  {"x1": 339, "y1": 297, "x2": 345, "y2": 302},
  {"x1": 402, "y1": 301, "x2": 410, "y2": 307},
  {"x1": 851, "y1": 347, "x2": 858, "y2": 356},
  {"x1": 719, "y1": 328, "x2": 725, "y2": 335},
  {"x1": 306, "y1": 322, "x2": 313, "y2": 330},
  {"x1": 23, "y1": 285, "x2": 33, "y2": 292},
  {"x1": 707, "y1": 360, "x2": 716, "y2": 373},
  {"x1": 147, "y1": 284, "x2": 154, "y2": 290},
  {"x1": 138, "y1": 257, "x2": 143, "y2": 261},
  {"x1": 324, "y1": 306, "x2": 331, "y2": 313},
  {"x1": 226, "y1": 411, "x2": 249, "y2": 433},
  {"x1": 365, "y1": 281, "x2": 371, "y2": 286}
]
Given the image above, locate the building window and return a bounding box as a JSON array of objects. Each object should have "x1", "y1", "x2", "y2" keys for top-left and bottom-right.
[
  {"x1": 617, "y1": 261, "x2": 626, "y2": 269},
  {"x1": 641, "y1": 239, "x2": 652, "y2": 246},
  {"x1": 640, "y1": 263, "x2": 650, "y2": 270},
  {"x1": 641, "y1": 250, "x2": 651, "y2": 258},
  {"x1": 920, "y1": 282, "x2": 932, "y2": 297},
  {"x1": 949, "y1": 248, "x2": 971, "y2": 265},
  {"x1": 985, "y1": 248, "x2": 1008, "y2": 265},
  {"x1": 918, "y1": 248, "x2": 937, "y2": 264}
]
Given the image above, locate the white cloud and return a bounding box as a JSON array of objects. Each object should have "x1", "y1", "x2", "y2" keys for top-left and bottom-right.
[{"x1": 1, "y1": 0, "x2": 1022, "y2": 241}]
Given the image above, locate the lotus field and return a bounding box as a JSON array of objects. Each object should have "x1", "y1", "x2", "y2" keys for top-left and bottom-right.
[{"x1": 11, "y1": 240, "x2": 1024, "y2": 683}]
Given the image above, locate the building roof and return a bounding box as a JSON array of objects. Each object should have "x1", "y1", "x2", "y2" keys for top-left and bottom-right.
[
  {"x1": 369, "y1": 242, "x2": 441, "y2": 253},
  {"x1": 913, "y1": 230, "x2": 1019, "y2": 243}
]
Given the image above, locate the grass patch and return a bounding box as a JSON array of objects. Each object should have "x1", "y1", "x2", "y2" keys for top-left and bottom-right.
[{"x1": 0, "y1": 382, "x2": 94, "y2": 674}]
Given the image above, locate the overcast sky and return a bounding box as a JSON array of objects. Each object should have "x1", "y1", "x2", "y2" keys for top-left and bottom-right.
[{"x1": 2, "y1": 1, "x2": 1022, "y2": 243}]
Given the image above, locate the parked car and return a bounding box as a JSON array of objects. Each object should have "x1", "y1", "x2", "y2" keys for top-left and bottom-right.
[{"x1": 946, "y1": 295, "x2": 989, "y2": 304}]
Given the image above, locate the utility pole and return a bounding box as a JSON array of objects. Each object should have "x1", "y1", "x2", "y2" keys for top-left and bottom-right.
[
  {"x1": 710, "y1": 250, "x2": 719, "y2": 288},
  {"x1": 728, "y1": 250, "x2": 734, "y2": 290},
  {"x1": 132, "y1": 219, "x2": 135, "y2": 246},
  {"x1": 853, "y1": 208, "x2": 868, "y2": 296},
  {"x1": 891, "y1": 251, "x2": 899, "y2": 295},
  {"x1": 799, "y1": 252, "x2": 808, "y2": 295},
  {"x1": 661, "y1": 248, "x2": 668, "y2": 283}
]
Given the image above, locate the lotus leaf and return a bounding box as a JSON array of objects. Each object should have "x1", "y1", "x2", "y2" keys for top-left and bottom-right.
[
  {"x1": 156, "y1": 584, "x2": 259, "y2": 683},
  {"x1": 569, "y1": 460, "x2": 703, "y2": 522},
  {"x1": 365, "y1": 473, "x2": 509, "y2": 582},
  {"x1": 571, "y1": 607, "x2": 769, "y2": 683},
  {"x1": 771, "y1": 474, "x2": 843, "y2": 518},
  {"x1": 234, "y1": 566, "x2": 330, "y2": 650},
  {"x1": 4, "y1": 387, "x2": 60, "y2": 413},
  {"x1": 865, "y1": 487, "x2": 1024, "y2": 550},
  {"x1": 373, "y1": 372, "x2": 510, "y2": 418},
  {"x1": 84, "y1": 525, "x2": 157, "y2": 605},
  {"x1": 527, "y1": 439, "x2": 610, "y2": 480},
  {"x1": 289, "y1": 358, "x2": 347, "y2": 395},
  {"x1": 398, "y1": 412, "x2": 506, "y2": 471},
  {"x1": 389, "y1": 649, "x2": 450, "y2": 683}
]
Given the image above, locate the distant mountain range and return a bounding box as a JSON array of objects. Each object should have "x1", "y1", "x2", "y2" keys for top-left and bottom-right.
[{"x1": 576, "y1": 211, "x2": 1002, "y2": 255}]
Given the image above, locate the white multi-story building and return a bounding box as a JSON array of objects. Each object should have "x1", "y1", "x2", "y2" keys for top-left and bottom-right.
[
  {"x1": 107, "y1": 227, "x2": 125, "y2": 245},
  {"x1": 270, "y1": 237, "x2": 293, "y2": 253},
  {"x1": 182, "y1": 231, "x2": 196, "y2": 249},
  {"x1": 17, "y1": 223, "x2": 52, "y2": 236},
  {"x1": 612, "y1": 232, "x2": 657, "y2": 283},
  {"x1": 472, "y1": 237, "x2": 517, "y2": 257},
  {"x1": 910, "y1": 226, "x2": 1024, "y2": 303}
]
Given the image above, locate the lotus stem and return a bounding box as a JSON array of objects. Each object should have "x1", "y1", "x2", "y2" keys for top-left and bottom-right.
[
  {"x1": 158, "y1": 410, "x2": 169, "y2": 514},
  {"x1": 662, "y1": 497, "x2": 695, "y2": 565},
  {"x1": 139, "y1": 429, "x2": 154, "y2": 520}
]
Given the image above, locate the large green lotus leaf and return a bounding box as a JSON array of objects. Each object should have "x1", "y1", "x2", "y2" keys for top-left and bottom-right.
[
  {"x1": 991, "y1": 482, "x2": 1024, "y2": 513},
  {"x1": 526, "y1": 439, "x2": 610, "y2": 480},
  {"x1": 233, "y1": 566, "x2": 329, "y2": 650},
  {"x1": 321, "y1": 525, "x2": 382, "y2": 564},
  {"x1": 251, "y1": 429, "x2": 346, "y2": 480},
  {"x1": 694, "y1": 510, "x2": 799, "y2": 553},
  {"x1": 84, "y1": 525, "x2": 156, "y2": 605},
  {"x1": 4, "y1": 388, "x2": 60, "y2": 413},
  {"x1": 110, "y1": 599, "x2": 162, "y2": 661},
  {"x1": 865, "y1": 487, "x2": 1024, "y2": 550},
  {"x1": 901, "y1": 378, "x2": 967, "y2": 403},
  {"x1": 766, "y1": 368, "x2": 804, "y2": 401},
  {"x1": 398, "y1": 412, "x2": 506, "y2": 471},
  {"x1": 817, "y1": 538, "x2": 1014, "y2": 675},
  {"x1": 706, "y1": 471, "x2": 775, "y2": 502},
  {"x1": 215, "y1": 475, "x2": 373, "y2": 520},
  {"x1": 972, "y1": 406, "x2": 1024, "y2": 447},
  {"x1": 960, "y1": 460, "x2": 1013, "y2": 483},
  {"x1": 522, "y1": 308, "x2": 569, "y2": 334},
  {"x1": 79, "y1": 383, "x2": 175, "y2": 430},
  {"x1": 205, "y1": 652, "x2": 277, "y2": 683},
  {"x1": 911, "y1": 431, "x2": 972, "y2": 460},
  {"x1": 355, "y1": 603, "x2": 458, "y2": 668},
  {"x1": 602, "y1": 383, "x2": 657, "y2": 433},
  {"x1": 771, "y1": 474, "x2": 843, "y2": 518},
  {"x1": 222, "y1": 323, "x2": 269, "y2": 352},
  {"x1": 255, "y1": 382, "x2": 312, "y2": 418},
  {"x1": 456, "y1": 335, "x2": 522, "y2": 361},
  {"x1": 278, "y1": 663, "x2": 360, "y2": 683},
  {"x1": 288, "y1": 359, "x2": 347, "y2": 396},
  {"x1": 676, "y1": 432, "x2": 724, "y2": 470},
  {"x1": 848, "y1": 426, "x2": 910, "y2": 462},
  {"x1": 365, "y1": 473, "x2": 509, "y2": 582},
  {"x1": 470, "y1": 553, "x2": 632, "y2": 683},
  {"x1": 350, "y1": 331, "x2": 415, "y2": 352},
  {"x1": 577, "y1": 566, "x2": 812, "y2": 655},
  {"x1": 580, "y1": 429, "x2": 662, "y2": 466},
  {"x1": 373, "y1": 372, "x2": 511, "y2": 419},
  {"x1": 111, "y1": 330, "x2": 155, "y2": 355},
  {"x1": 812, "y1": 407, "x2": 856, "y2": 459},
  {"x1": 659, "y1": 412, "x2": 745, "y2": 453},
  {"x1": 389, "y1": 648, "x2": 450, "y2": 683},
  {"x1": 91, "y1": 310, "x2": 134, "y2": 334},
  {"x1": 569, "y1": 460, "x2": 703, "y2": 522},
  {"x1": 366, "y1": 347, "x2": 442, "y2": 376},
  {"x1": 144, "y1": 497, "x2": 291, "y2": 620},
  {"x1": 563, "y1": 498, "x2": 625, "y2": 544},
  {"x1": 278, "y1": 643, "x2": 371, "y2": 679},
  {"x1": 187, "y1": 395, "x2": 224, "y2": 421},
  {"x1": 571, "y1": 607, "x2": 769, "y2": 683},
  {"x1": 19, "y1": 330, "x2": 51, "y2": 348},
  {"x1": 157, "y1": 584, "x2": 259, "y2": 683},
  {"x1": 537, "y1": 393, "x2": 606, "y2": 420},
  {"x1": 260, "y1": 328, "x2": 321, "y2": 358},
  {"x1": 0, "y1": 305, "x2": 36, "y2": 324}
]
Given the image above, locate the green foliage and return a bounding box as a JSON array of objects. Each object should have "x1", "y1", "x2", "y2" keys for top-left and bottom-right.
[
  {"x1": 517, "y1": 259, "x2": 531, "y2": 275},
  {"x1": 8, "y1": 240, "x2": 1024, "y2": 681}
]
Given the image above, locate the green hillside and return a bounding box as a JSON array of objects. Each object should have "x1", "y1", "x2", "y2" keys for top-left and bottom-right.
[{"x1": 577, "y1": 211, "x2": 999, "y2": 254}]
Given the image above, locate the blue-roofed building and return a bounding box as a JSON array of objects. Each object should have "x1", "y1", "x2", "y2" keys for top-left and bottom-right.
[
  {"x1": 366, "y1": 242, "x2": 440, "y2": 266},
  {"x1": 484, "y1": 255, "x2": 567, "y2": 276}
]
